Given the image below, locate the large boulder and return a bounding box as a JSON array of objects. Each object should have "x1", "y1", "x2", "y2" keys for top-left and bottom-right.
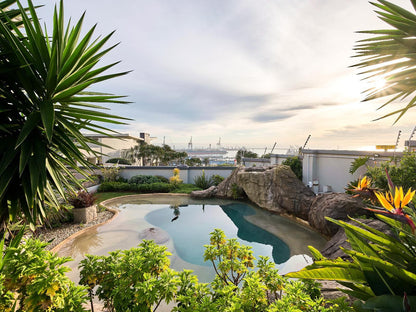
[
  {"x1": 236, "y1": 165, "x2": 315, "y2": 220},
  {"x1": 308, "y1": 193, "x2": 370, "y2": 237},
  {"x1": 216, "y1": 166, "x2": 245, "y2": 198}
]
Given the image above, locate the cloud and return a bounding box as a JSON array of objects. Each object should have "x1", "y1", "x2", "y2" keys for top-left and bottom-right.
[
  {"x1": 36, "y1": 0, "x2": 415, "y2": 149},
  {"x1": 252, "y1": 112, "x2": 294, "y2": 123}
]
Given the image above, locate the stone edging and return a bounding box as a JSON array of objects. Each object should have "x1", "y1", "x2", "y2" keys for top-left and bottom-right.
[
  {"x1": 50, "y1": 193, "x2": 189, "y2": 254},
  {"x1": 50, "y1": 206, "x2": 119, "y2": 254}
]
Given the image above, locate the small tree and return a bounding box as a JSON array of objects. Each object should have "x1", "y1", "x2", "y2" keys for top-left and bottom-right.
[
  {"x1": 282, "y1": 156, "x2": 302, "y2": 180},
  {"x1": 235, "y1": 148, "x2": 258, "y2": 164}
]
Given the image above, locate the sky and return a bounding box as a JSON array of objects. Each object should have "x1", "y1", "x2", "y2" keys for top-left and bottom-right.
[{"x1": 37, "y1": 0, "x2": 416, "y2": 151}]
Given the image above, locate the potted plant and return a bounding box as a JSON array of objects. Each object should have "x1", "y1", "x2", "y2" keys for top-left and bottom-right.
[{"x1": 68, "y1": 190, "x2": 97, "y2": 223}]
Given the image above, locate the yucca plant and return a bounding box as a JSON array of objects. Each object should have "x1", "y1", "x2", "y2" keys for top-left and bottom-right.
[
  {"x1": 0, "y1": 0, "x2": 129, "y2": 232},
  {"x1": 353, "y1": 0, "x2": 416, "y2": 122}
]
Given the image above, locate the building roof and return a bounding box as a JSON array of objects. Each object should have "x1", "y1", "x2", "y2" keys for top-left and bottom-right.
[{"x1": 83, "y1": 133, "x2": 141, "y2": 141}]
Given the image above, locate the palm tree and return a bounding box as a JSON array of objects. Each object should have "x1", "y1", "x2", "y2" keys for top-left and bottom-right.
[
  {"x1": 0, "y1": 0, "x2": 129, "y2": 231},
  {"x1": 354, "y1": 0, "x2": 416, "y2": 122}
]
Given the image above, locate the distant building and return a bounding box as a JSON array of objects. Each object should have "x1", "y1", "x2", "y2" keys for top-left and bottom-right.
[
  {"x1": 84, "y1": 132, "x2": 154, "y2": 165},
  {"x1": 405, "y1": 140, "x2": 416, "y2": 152}
]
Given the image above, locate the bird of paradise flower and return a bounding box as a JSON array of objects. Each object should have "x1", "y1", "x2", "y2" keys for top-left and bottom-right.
[{"x1": 367, "y1": 186, "x2": 416, "y2": 232}]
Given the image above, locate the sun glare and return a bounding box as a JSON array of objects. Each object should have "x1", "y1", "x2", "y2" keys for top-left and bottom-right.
[{"x1": 373, "y1": 76, "x2": 387, "y2": 90}]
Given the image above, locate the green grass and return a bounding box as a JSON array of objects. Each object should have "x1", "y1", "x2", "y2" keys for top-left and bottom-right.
[
  {"x1": 95, "y1": 192, "x2": 137, "y2": 203},
  {"x1": 170, "y1": 183, "x2": 201, "y2": 194}
]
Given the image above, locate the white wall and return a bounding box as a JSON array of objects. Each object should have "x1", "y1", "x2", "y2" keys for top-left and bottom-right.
[
  {"x1": 302, "y1": 149, "x2": 398, "y2": 193},
  {"x1": 119, "y1": 166, "x2": 235, "y2": 184},
  {"x1": 242, "y1": 158, "x2": 271, "y2": 167},
  {"x1": 270, "y1": 154, "x2": 296, "y2": 165}
]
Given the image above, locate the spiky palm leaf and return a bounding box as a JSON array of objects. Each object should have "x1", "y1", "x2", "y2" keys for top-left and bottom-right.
[
  {"x1": 354, "y1": 0, "x2": 416, "y2": 122},
  {"x1": 0, "y1": 0, "x2": 129, "y2": 230}
]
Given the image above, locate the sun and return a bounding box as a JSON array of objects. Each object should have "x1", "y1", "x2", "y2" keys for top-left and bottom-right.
[{"x1": 373, "y1": 76, "x2": 387, "y2": 90}]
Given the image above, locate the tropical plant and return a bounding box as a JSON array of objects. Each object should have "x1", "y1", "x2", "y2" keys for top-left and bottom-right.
[
  {"x1": 185, "y1": 157, "x2": 202, "y2": 166},
  {"x1": 101, "y1": 166, "x2": 122, "y2": 182},
  {"x1": 68, "y1": 190, "x2": 96, "y2": 208},
  {"x1": 106, "y1": 157, "x2": 131, "y2": 165},
  {"x1": 282, "y1": 156, "x2": 303, "y2": 180},
  {"x1": 231, "y1": 183, "x2": 246, "y2": 199},
  {"x1": 211, "y1": 174, "x2": 225, "y2": 186},
  {"x1": 2, "y1": 238, "x2": 88, "y2": 311},
  {"x1": 235, "y1": 148, "x2": 258, "y2": 164},
  {"x1": 353, "y1": 0, "x2": 416, "y2": 121},
  {"x1": 129, "y1": 174, "x2": 161, "y2": 185},
  {"x1": 124, "y1": 142, "x2": 188, "y2": 166},
  {"x1": 169, "y1": 168, "x2": 183, "y2": 186},
  {"x1": 80, "y1": 229, "x2": 350, "y2": 312},
  {"x1": 193, "y1": 170, "x2": 213, "y2": 189},
  {"x1": 79, "y1": 240, "x2": 178, "y2": 312},
  {"x1": 349, "y1": 156, "x2": 370, "y2": 175},
  {"x1": 287, "y1": 176, "x2": 416, "y2": 311},
  {"x1": 0, "y1": 0, "x2": 129, "y2": 232},
  {"x1": 366, "y1": 152, "x2": 416, "y2": 192}
]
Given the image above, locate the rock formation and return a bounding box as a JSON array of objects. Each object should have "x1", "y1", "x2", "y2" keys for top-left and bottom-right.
[
  {"x1": 190, "y1": 185, "x2": 218, "y2": 198},
  {"x1": 191, "y1": 165, "x2": 379, "y2": 258},
  {"x1": 236, "y1": 165, "x2": 315, "y2": 221},
  {"x1": 308, "y1": 193, "x2": 369, "y2": 237}
]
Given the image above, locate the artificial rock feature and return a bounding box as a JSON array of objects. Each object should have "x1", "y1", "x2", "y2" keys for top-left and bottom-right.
[
  {"x1": 236, "y1": 165, "x2": 315, "y2": 221},
  {"x1": 190, "y1": 186, "x2": 217, "y2": 198},
  {"x1": 308, "y1": 193, "x2": 370, "y2": 237},
  {"x1": 193, "y1": 165, "x2": 371, "y2": 245}
]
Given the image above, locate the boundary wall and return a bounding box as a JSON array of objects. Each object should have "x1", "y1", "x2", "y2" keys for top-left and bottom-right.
[
  {"x1": 118, "y1": 166, "x2": 235, "y2": 184},
  {"x1": 302, "y1": 149, "x2": 400, "y2": 193}
]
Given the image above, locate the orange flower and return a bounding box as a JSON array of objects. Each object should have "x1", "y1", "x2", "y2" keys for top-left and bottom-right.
[
  {"x1": 375, "y1": 187, "x2": 415, "y2": 212},
  {"x1": 353, "y1": 176, "x2": 372, "y2": 191},
  {"x1": 369, "y1": 187, "x2": 416, "y2": 232}
]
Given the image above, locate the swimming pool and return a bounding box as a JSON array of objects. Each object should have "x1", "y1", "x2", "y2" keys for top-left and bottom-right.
[{"x1": 57, "y1": 194, "x2": 326, "y2": 283}]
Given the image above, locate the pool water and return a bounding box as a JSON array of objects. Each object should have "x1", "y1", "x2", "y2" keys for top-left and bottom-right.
[
  {"x1": 57, "y1": 195, "x2": 326, "y2": 283},
  {"x1": 145, "y1": 203, "x2": 290, "y2": 266}
]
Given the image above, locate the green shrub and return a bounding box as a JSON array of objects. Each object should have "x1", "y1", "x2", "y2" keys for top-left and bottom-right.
[
  {"x1": 101, "y1": 166, "x2": 122, "y2": 182},
  {"x1": 98, "y1": 182, "x2": 135, "y2": 192},
  {"x1": 231, "y1": 183, "x2": 246, "y2": 199},
  {"x1": 79, "y1": 230, "x2": 350, "y2": 312},
  {"x1": 155, "y1": 175, "x2": 169, "y2": 183},
  {"x1": 282, "y1": 156, "x2": 302, "y2": 180},
  {"x1": 129, "y1": 175, "x2": 161, "y2": 185},
  {"x1": 211, "y1": 174, "x2": 224, "y2": 186},
  {"x1": 137, "y1": 182, "x2": 174, "y2": 193},
  {"x1": 106, "y1": 157, "x2": 131, "y2": 165},
  {"x1": 98, "y1": 181, "x2": 173, "y2": 193},
  {"x1": 366, "y1": 152, "x2": 416, "y2": 192},
  {"x1": 80, "y1": 241, "x2": 178, "y2": 311},
  {"x1": 2, "y1": 238, "x2": 88, "y2": 311},
  {"x1": 193, "y1": 170, "x2": 213, "y2": 189}
]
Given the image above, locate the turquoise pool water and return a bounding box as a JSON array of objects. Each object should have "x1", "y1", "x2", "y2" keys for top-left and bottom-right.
[
  {"x1": 145, "y1": 202, "x2": 291, "y2": 266},
  {"x1": 57, "y1": 195, "x2": 326, "y2": 283}
]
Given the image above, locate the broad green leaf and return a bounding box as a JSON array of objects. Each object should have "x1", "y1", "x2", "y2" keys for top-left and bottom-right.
[{"x1": 286, "y1": 266, "x2": 366, "y2": 283}]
